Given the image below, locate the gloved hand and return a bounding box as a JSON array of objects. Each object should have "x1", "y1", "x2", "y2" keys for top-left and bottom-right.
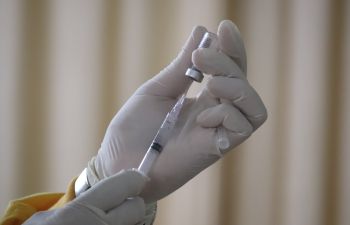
[
  {"x1": 23, "y1": 170, "x2": 146, "y2": 225},
  {"x1": 90, "y1": 20, "x2": 267, "y2": 203}
]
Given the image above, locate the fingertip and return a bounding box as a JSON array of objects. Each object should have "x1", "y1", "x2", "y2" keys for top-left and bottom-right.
[
  {"x1": 122, "y1": 169, "x2": 148, "y2": 194},
  {"x1": 184, "y1": 25, "x2": 207, "y2": 53},
  {"x1": 218, "y1": 20, "x2": 240, "y2": 35},
  {"x1": 139, "y1": 25, "x2": 207, "y2": 98},
  {"x1": 130, "y1": 168, "x2": 151, "y2": 182},
  {"x1": 192, "y1": 25, "x2": 207, "y2": 40},
  {"x1": 217, "y1": 20, "x2": 247, "y2": 74}
]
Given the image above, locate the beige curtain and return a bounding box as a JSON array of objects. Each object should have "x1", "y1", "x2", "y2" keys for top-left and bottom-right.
[{"x1": 0, "y1": 0, "x2": 349, "y2": 225}]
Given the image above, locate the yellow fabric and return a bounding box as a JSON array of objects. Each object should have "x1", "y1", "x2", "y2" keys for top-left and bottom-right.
[
  {"x1": 48, "y1": 178, "x2": 77, "y2": 210},
  {"x1": 0, "y1": 178, "x2": 77, "y2": 225}
]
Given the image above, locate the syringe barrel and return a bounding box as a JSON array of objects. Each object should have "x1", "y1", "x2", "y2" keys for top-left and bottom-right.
[
  {"x1": 185, "y1": 32, "x2": 219, "y2": 82},
  {"x1": 138, "y1": 146, "x2": 160, "y2": 176}
]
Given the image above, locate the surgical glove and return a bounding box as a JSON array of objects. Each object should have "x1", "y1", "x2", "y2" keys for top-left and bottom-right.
[
  {"x1": 90, "y1": 20, "x2": 267, "y2": 203},
  {"x1": 23, "y1": 170, "x2": 146, "y2": 225}
]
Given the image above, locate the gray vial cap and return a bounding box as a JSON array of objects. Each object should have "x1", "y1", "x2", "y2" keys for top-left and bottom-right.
[{"x1": 185, "y1": 67, "x2": 203, "y2": 83}]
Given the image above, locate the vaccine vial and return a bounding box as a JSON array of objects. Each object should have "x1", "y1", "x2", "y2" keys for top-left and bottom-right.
[{"x1": 185, "y1": 32, "x2": 219, "y2": 82}]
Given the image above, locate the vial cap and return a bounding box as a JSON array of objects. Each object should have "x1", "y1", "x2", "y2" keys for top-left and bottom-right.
[{"x1": 185, "y1": 67, "x2": 203, "y2": 82}]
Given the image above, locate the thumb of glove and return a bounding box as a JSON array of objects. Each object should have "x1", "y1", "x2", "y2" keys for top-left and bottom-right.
[{"x1": 136, "y1": 26, "x2": 207, "y2": 98}]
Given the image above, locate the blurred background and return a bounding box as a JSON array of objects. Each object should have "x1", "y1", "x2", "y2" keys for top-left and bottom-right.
[{"x1": 0, "y1": 0, "x2": 349, "y2": 224}]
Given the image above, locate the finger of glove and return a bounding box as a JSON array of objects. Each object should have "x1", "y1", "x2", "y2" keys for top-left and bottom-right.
[
  {"x1": 192, "y1": 48, "x2": 246, "y2": 80},
  {"x1": 77, "y1": 169, "x2": 147, "y2": 212},
  {"x1": 207, "y1": 76, "x2": 267, "y2": 130},
  {"x1": 137, "y1": 26, "x2": 207, "y2": 98},
  {"x1": 196, "y1": 103, "x2": 253, "y2": 135},
  {"x1": 217, "y1": 20, "x2": 247, "y2": 74},
  {"x1": 106, "y1": 197, "x2": 145, "y2": 225}
]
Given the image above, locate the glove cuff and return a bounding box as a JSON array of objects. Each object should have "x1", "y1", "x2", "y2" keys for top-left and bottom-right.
[
  {"x1": 86, "y1": 156, "x2": 102, "y2": 186},
  {"x1": 74, "y1": 157, "x2": 100, "y2": 197},
  {"x1": 75, "y1": 168, "x2": 91, "y2": 197}
]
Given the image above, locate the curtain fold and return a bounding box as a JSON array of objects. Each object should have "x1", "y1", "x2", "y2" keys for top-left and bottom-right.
[{"x1": 0, "y1": 1, "x2": 348, "y2": 225}]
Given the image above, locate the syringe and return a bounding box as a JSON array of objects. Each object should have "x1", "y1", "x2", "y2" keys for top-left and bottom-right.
[
  {"x1": 138, "y1": 89, "x2": 188, "y2": 176},
  {"x1": 138, "y1": 32, "x2": 230, "y2": 176}
]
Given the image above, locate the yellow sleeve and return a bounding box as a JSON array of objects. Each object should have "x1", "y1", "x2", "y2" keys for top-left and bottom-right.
[{"x1": 0, "y1": 178, "x2": 77, "y2": 225}]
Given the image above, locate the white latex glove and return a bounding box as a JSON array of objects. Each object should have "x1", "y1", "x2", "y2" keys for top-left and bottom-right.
[
  {"x1": 91, "y1": 20, "x2": 267, "y2": 203},
  {"x1": 23, "y1": 170, "x2": 146, "y2": 225}
]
